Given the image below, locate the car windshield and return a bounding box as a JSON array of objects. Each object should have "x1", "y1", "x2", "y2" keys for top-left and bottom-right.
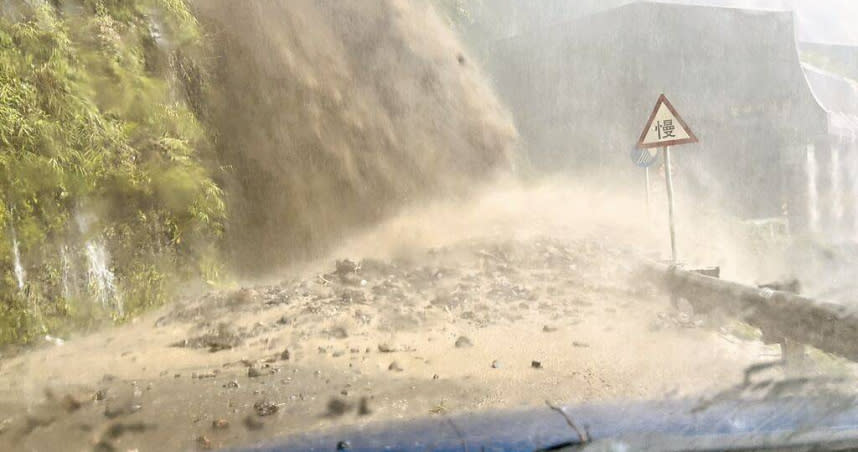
[{"x1": 2, "y1": 1, "x2": 858, "y2": 451}]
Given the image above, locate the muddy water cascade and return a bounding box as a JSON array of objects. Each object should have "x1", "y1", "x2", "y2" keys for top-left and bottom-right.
[{"x1": 194, "y1": 0, "x2": 518, "y2": 275}]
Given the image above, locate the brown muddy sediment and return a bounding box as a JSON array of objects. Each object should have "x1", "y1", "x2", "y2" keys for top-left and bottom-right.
[{"x1": 193, "y1": 0, "x2": 518, "y2": 275}]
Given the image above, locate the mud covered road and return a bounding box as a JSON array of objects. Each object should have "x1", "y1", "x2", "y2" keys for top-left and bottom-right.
[{"x1": 0, "y1": 184, "x2": 800, "y2": 451}]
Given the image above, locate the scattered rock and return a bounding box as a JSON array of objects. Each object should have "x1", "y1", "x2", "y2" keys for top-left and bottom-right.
[
  {"x1": 377, "y1": 343, "x2": 396, "y2": 353},
  {"x1": 62, "y1": 394, "x2": 82, "y2": 412},
  {"x1": 171, "y1": 323, "x2": 243, "y2": 352},
  {"x1": 491, "y1": 360, "x2": 501, "y2": 369},
  {"x1": 212, "y1": 419, "x2": 230, "y2": 430},
  {"x1": 230, "y1": 288, "x2": 258, "y2": 305},
  {"x1": 335, "y1": 259, "x2": 358, "y2": 276},
  {"x1": 325, "y1": 398, "x2": 353, "y2": 417},
  {"x1": 280, "y1": 348, "x2": 291, "y2": 360},
  {"x1": 196, "y1": 435, "x2": 213, "y2": 450},
  {"x1": 248, "y1": 367, "x2": 264, "y2": 378},
  {"x1": 328, "y1": 326, "x2": 348, "y2": 339},
  {"x1": 531, "y1": 360, "x2": 543, "y2": 369},
  {"x1": 104, "y1": 399, "x2": 142, "y2": 419},
  {"x1": 22, "y1": 415, "x2": 56, "y2": 435},
  {"x1": 542, "y1": 325, "x2": 558, "y2": 333},
  {"x1": 253, "y1": 400, "x2": 279, "y2": 417},
  {"x1": 92, "y1": 440, "x2": 113, "y2": 452},
  {"x1": 94, "y1": 389, "x2": 108, "y2": 401},
  {"x1": 337, "y1": 440, "x2": 352, "y2": 450},
  {"x1": 223, "y1": 380, "x2": 240, "y2": 389},
  {"x1": 104, "y1": 422, "x2": 151, "y2": 439},
  {"x1": 243, "y1": 415, "x2": 264, "y2": 431},
  {"x1": 432, "y1": 374, "x2": 440, "y2": 380},
  {"x1": 332, "y1": 350, "x2": 345, "y2": 358},
  {"x1": 454, "y1": 336, "x2": 473, "y2": 348},
  {"x1": 338, "y1": 289, "x2": 365, "y2": 303},
  {"x1": 573, "y1": 341, "x2": 589, "y2": 348},
  {"x1": 276, "y1": 315, "x2": 290, "y2": 326},
  {"x1": 358, "y1": 397, "x2": 371, "y2": 416},
  {"x1": 388, "y1": 361, "x2": 403, "y2": 372}
]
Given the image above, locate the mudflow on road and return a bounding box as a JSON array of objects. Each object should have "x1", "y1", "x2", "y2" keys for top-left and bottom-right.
[{"x1": 0, "y1": 182, "x2": 813, "y2": 451}]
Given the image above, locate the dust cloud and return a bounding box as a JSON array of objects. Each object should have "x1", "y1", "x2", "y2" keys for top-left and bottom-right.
[
  {"x1": 0, "y1": 1, "x2": 840, "y2": 451},
  {"x1": 0, "y1": 177, "x2": 782, "y2": 451}
]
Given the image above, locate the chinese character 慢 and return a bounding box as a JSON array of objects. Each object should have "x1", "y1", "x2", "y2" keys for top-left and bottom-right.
[
  {"x1": 653, "y1": 120, "x2": 676, "y2": 139},
  {"x1": 662, "y1": 119, "x2": 675, "y2": 138}
]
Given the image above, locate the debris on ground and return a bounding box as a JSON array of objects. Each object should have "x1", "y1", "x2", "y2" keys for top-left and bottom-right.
[
  {"x1": 212, "y1": 419, "x2": 230, "y2": 430},
  {"x1": 325, "y1": 398, "x2": 353, "y2": 417},
  {"x1": 253, "y1": 400, "x2": 279, "y2": 417},
  {"x1": 454, "y1": 336, "x2": 473, "y2": 348}
]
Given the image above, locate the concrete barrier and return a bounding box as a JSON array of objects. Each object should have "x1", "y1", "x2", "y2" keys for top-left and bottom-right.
[{"x1": 644, "y1": 262, "x2": 858, "y2": 361}]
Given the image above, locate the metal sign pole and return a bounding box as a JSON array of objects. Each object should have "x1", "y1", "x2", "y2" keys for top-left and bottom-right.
[
  {"x1": 663, "y1": 145, "x2": 678, "y2": 262},
  {"x1": 645, "y1": 166, "x2": 651, "y2": 219}
]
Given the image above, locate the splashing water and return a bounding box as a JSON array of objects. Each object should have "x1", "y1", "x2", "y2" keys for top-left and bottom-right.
[
  {"x1": 852, "y1": 136, "x2": 858, "y2": 241},
  {"x1": 831, "y1": 142, "x2": 844, "y2": 227},
  {"x1": 9, "y1": 221, "x2": 25, "y2": 294},
  {"x1": 807, "y1": 144, "x2": 820, "y2": 234},
  {"x1": 85, "y1": 240, "x2": 122, "y2": 315},
  {"x1": 60, "y1": 245, "x2": 79, "y2": 299},
  {"x1": 75, "y1": 211, "x2": 122, "y2": 315}
]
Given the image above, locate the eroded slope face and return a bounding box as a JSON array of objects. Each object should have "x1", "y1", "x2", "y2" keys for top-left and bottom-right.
[{"x1": 195, "y1": 0, "x2": 518, "y2": 273}]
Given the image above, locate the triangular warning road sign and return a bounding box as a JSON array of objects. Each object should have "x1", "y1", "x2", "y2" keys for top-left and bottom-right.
[{"x1": 637, "y1": 94, "x2": 698, "y2": 149}]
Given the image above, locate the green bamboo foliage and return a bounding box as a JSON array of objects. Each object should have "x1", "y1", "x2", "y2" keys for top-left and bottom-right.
[{"x1": 0, "y1": 0, "x2": 224, "y2": 344}]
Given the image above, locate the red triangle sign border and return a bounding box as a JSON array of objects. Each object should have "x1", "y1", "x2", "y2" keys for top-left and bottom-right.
[{"x1": 636, "y1": 94, "x2": 699, "y2": 149}]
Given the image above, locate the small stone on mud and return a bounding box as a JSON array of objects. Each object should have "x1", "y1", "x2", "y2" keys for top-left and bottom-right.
[
  {"x1": 358, "y1": 397, "x2": 371, "y2": 416},
  {"x1": 248, "y1": 367, "x2": 264, "y2": 378},
  {"x1": 388, "y1": 361, "x2": 403, "y2": 372},
  {"x1": 337, "y1": 440, "x2": 351, "y2": 450},
  {"x1": 573, "y1": 341, "x2": 590, "y2": 348},
  {"x1": 542, "y1": 325, "x2": 558, "y2": 333},
  {"x1": 94, "y1": 389, "x2": 108, "y2": 401},
  {"x1": 329, "y1": 326, "x2": 348, "y2": 339},
  {"x1": 531, "y1": 360, "x2": 542, "y2": 369},
  {"x1": 335, "y1": 259, "x2": 358, "y2": 276},
  {"x1": 253, "y1": 400, "x2": 279, "y2": 417},
  {"x1": 243, "y1": 415, "x2": 264, "y2": 431},
  {"x1": 454, "y1": 336, "x2": 473, "y2": 348},
  {"x1": 491, "y1": 360, "x2": 501, "y2": 369},
  {"x1": 326, "y1": 398, "x2": 352, "y2": 417},
  {"x1": 377, "y1": 343, "x2": 396, "y2": 353},
  {"x1": 212, "y1": 419, "x2": 229, "y2": 430},
  {"x1": 196, "y1": 435, "x2": 213, "y2": 450},
  {"x1": 62, "y1": 394, "x2": 82, "y2": 412},
  {"x1": 280, "y1": 348, "x2": 291, "y2": 360},
  {"x1": 223, "y1": 380, "x2": 240, "y2": 389},
  {"x1": 104, "y1": 399, "x2": 142, "y2": 419},
  {"x1": 230, "y1": 288, "x2": 258, "y2": 305}
]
